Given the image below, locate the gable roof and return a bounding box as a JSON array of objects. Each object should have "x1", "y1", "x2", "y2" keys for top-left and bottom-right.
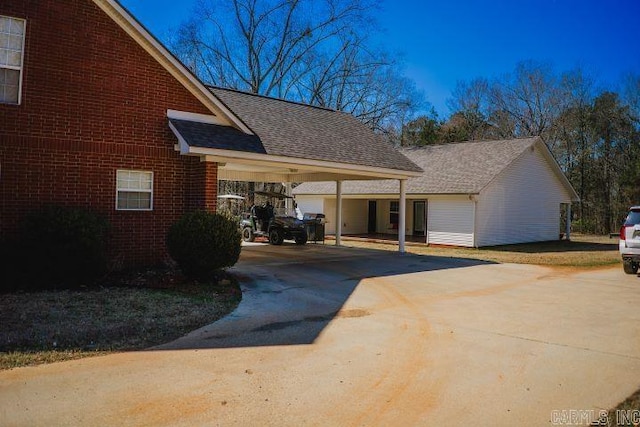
[
  {"x1": 293, "y1": 137, "x2": 579, "y2": 200},
  {"x1": 92, "y1": 1, "x2": 421, "y2": 179},
  {"x1": 207, "y1": 87, "x2": 422, "y2": 173}
]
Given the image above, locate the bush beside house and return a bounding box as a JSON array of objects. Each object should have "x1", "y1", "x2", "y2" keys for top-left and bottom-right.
[
  {"x1": 1, "y1": 205, "x2": 110, "y2": 292},
  {"x1": 167, "y1": 211, "x2": 242, "y2": 281}
]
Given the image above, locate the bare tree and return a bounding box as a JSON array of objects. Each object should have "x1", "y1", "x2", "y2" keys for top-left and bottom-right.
[
  {"x1": 171, "y1": 0, "x2": 421, "y2": 132},
  {"x1": 488, "y1": 61, "x2": 565, "y2": 140},
  {"x1": 446, "y1": 78, "x2": 493, "y2": 140}
]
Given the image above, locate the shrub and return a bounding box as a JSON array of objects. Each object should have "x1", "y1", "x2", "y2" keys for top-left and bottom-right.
[
  {"x1": 16, "y1": 205, "x2": 109, "y2": 290},
  {"x1": 166, "y1": 211, "x2": 241, "y2": 280}
]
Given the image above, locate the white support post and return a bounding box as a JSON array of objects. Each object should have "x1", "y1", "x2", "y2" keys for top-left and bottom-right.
[
  {"x1": 336, "y1": 180, "x2": 343, "y2": 246},
  {"x1": 399, "y1": 179, "x2": 406, "y2": 254},
  {"x1": 565, "y1": 203, "x2": 572, "y2": 241}
]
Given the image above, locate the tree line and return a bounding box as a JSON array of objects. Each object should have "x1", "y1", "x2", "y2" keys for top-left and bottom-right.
[
  {"x1": 169, "y1": 0, "x2": 639, "y2": 235},
  {"x1": 398, "y1": 61, "x2": 640, "y2": 234}
]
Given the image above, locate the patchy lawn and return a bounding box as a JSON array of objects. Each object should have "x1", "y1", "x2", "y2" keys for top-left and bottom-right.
[
  {"x1": 340, "y1": 233, "x2": 620, "y2": 268},
  {"x1": 0, "y1": 269, "x2": 241, "y2": 370}
]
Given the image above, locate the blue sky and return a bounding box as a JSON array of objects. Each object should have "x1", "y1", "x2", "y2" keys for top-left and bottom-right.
[{"x1": 119, "y1": 0, "x2": 640, "y2": 117}]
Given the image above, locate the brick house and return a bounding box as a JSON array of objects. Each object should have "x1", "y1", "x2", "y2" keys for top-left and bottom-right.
[{"x1": 0, "y1": 0, "x2": 421, "y2": 268}]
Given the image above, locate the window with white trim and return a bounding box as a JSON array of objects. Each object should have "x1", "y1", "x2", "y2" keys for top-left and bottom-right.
[
  {"x1": 116, "y1": 170, "x2": 153, "y2": 211},
  {"x1": 0, "y1": 16, "x2": 26, "y2": 105},
  {"x1": 390, "y1": 200, "x2": 399, "y2": 227}
]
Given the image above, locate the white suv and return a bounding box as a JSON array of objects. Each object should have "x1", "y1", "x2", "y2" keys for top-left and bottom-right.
[{"x1": 620, "y1": 206, "x2": 640, "y2": 274}]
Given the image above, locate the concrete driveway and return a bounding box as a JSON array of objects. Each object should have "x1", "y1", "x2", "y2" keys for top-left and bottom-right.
[{"x1": 1, "y1": 244, "x2": 640, "y2": 426}]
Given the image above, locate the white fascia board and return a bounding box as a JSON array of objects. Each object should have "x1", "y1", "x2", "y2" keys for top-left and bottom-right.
[
  {"x1": 533, "y1": 138, "x2": 580, "y2": 202},
  {"x1": 167, "y1": 109, "x2": 227, "y2": 125},
  {"x1": 93, "y1": 0, "x2": 253, "y2": 134},
  {"x1": 168, "y1": 120, "x2": 191, "y2": 154},
  {"x1": 293, "y1": 193, "x2": 479, "y2": 199},
  {"x1": 186, "y1": 146, "x2": 422, "y2": 180}
]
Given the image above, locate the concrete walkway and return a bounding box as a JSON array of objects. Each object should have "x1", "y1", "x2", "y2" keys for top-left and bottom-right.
[{"x1": 1, "y1": 244, "x2": 639, "y2": 426}]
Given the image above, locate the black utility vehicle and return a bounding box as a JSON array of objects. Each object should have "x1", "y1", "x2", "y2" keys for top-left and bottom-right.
[{"x1": 240, "y1": 192, "x2": 307, "y2": 245}]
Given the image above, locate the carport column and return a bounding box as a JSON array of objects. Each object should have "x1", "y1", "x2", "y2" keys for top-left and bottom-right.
[
  {"x1": 336, "y1": 180, "x2": 343, "y2": 246},
  {"x1": 399, "y1": 179, "x2": 407, "y2": 254},
  {"x1": 565, "y1": 203, "x2": 572, "y2": 241}
]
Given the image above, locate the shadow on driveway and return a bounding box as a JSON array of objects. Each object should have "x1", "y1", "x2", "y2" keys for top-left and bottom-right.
[{"x1": 156, "y1": 243, "x2": 495, "y2": 350}]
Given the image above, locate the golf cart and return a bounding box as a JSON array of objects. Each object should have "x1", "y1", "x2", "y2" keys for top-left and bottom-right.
[{"x1": 241, "y1": 191, "x2": 307, "y2": 245}]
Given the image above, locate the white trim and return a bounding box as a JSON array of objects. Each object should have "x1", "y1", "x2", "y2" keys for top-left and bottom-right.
[
  {"x1": 167, "y1": 109, "x2": 226, "y2": 125},
  {"x1": 533, "y1": 138, "x2": 580, "y2": 202},
  {"x1": 293, "y1": 192, "x2": 479, "y2": 199},
  {"x1": 181, "y1": 146, "x2": 421, "y2": 180},
  {"x1": 479, "y1": 137, "x2": 579, "y2": 202},
  {"x1": 92, "y1": 0, "x2": 252, "y2": 133},
  {"x1": 472, "y1": 198, "x2": 477, "y2": 248},
  {"x1": 168, "y1": 120, "x2": 191, "y2": 155},
  {"x1": 115, "y1": 169, "x2": 154, "y2": 211},
  {"x1": 0, "y1": 15, "x2": 26, "y2": 105}
]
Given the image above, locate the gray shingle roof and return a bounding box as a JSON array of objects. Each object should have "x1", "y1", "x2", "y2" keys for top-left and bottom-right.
[
  {"x1": 169, "y1": 118, "x2": 265, "y2": 153},
  {"x1": 208, "y1": 87, "x2": 422, "y2": 173},
  {"x1": 293, "y1": 137, "x2": 540, "y2": 195}
]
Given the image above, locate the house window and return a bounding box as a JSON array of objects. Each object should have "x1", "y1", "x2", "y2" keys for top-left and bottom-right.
[
  {"x1": 116, "y1": 170, "x2": 153, "y2": 211},
  {"x1": 390, "y1": 201, "x2": 399, "y2": 228},
  {"x1": 0, "y1": 16, "x2": 26, "y2": 105}
]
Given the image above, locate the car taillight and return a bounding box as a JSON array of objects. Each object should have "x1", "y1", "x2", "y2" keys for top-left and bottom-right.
[{"x1": 620, "y1": 225, "x2": 628, "y2": 240}]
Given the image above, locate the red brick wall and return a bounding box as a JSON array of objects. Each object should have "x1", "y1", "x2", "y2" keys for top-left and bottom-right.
[{"x1": 0, "y1": 0, "x2": 218, "y2": 267}]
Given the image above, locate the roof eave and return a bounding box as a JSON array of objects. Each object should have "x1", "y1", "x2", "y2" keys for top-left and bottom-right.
[
  {"x1": 532, "y1": 137, "x2": 580, "y2": 202},
  {"x1": 474, "y1": 137, "x2": 580, "y2": 202},
  {"x1": 182, "y1": 146, "x2": 423, "y2": 180},
  {"x1": 293, "y1": 191, "x2": 480, "y2": 197}
]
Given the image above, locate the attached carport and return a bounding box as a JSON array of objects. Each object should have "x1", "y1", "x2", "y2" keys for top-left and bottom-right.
[{"x1": 168, "y1": 86, "x2": 423, "y2": 252}]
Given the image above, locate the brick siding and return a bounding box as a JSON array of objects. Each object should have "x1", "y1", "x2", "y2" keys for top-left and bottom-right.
[{"x1": 0, "y1": 0, "x2": 218, "y2": 267}]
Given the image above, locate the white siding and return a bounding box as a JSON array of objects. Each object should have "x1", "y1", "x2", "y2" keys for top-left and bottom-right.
[
  {"x1": 341, "y1": 199, "x2": 368, "y2": 234},
  {"x1": 322, "y1": 198, "x2": 336, "y2": 234},
  {"x1": 295, "y1": 197, "x2": 367, "y2": 234},
  {"x1": 427, "y1": 197, "x2": 475, "y2": 247},
  {"x1": 475, "y1": 145, "x2": 570, "y2": 247}
]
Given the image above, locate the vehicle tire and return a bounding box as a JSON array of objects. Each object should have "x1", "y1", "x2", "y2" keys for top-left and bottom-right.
[
  {"x1": 623, "y1": 259, "x2": 639, "y2": 274},
  {"x1": 242, "y1": 227, "x2": 255, "y2": 243},
  {"x1": 294, "y1": 233, "x2": 308, "y2": 245},
  {"x1": 269, "y1": 228, "x2": 284, "y2": 245}
]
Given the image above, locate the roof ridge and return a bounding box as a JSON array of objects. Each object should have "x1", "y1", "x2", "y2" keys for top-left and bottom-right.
[
  {"x1": 400, "y1": 136, "x2": 539, "y2": 151},
  {"x1": 207, "y1": 85, "x2": 338, "y2": 113}
]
